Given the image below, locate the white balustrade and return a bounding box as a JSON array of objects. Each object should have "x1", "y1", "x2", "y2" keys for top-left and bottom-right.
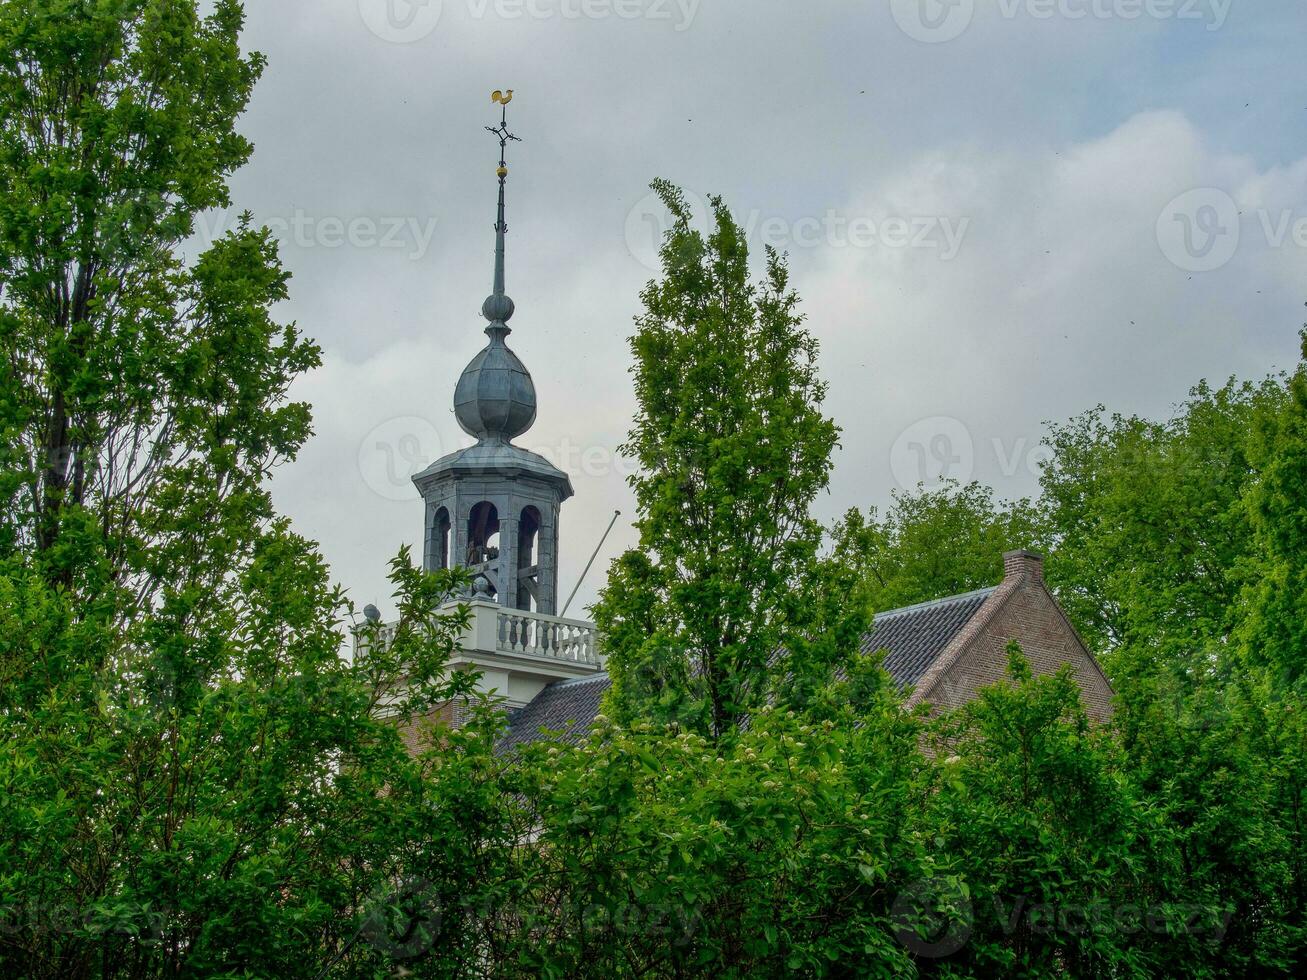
[
  {"x1": 496, "y1": 609, "x2": 598, "y2": 665},
  {"x1": 354, "y1": 604, "x2": 601, "y2": 671}
]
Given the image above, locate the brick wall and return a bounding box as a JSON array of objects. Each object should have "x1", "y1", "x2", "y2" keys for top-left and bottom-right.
[
  {"x1": 912, "y1": 551, "x2": 1114, "y2": 723},
  {"x1": 393, "y1": 699, "x2": 476, "y2": 756}
]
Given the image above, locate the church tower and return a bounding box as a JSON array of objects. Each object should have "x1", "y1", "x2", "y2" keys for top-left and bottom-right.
[{"x1": 411, "y1": 93, "x2": 573, "y2": 615}]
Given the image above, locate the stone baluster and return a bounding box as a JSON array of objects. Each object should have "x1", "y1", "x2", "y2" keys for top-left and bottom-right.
[{"x1": 492, "y1": 609, "x2": 598, "y2": 664}]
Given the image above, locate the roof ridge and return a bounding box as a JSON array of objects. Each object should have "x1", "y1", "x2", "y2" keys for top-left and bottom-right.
[
  {"x1": 548, "y1": 673, "x2": 611, "y2": 689},
  {"x1": 873, "y1": 585, "x2": 997, "y2": 622}
]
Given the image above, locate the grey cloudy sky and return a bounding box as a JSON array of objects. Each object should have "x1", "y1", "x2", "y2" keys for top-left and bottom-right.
[{"x1": 213, "y1": 0, "x2": 1307, "y2": 619}]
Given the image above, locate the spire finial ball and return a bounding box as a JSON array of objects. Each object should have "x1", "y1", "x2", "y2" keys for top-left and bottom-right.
[{"x1": 482, "y1": 293, "x2": 515, "y2": 323}]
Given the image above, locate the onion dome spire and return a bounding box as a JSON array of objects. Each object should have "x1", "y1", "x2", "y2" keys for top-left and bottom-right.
[{"x1": 453, "y1": 90, "x2": 538, "y2": 444}]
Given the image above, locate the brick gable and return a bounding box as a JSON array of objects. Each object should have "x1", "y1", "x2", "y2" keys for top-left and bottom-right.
[{"x1": 907, "y1": 551, "x2": 1114, "y2": 722}]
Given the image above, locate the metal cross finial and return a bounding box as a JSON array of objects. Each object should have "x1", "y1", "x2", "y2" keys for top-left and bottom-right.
[
  {"x1": 486, "y1": 89, "x2": 520, "y2": 189},
  {"x1": 482, "y1": 90, "x2": 520, "y2": 333}
]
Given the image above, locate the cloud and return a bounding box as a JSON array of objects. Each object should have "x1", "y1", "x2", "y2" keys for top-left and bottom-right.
[
  {"x1": 238, "y1": 2, "x2": 1307, "y2": 616},
  {"x1": 802, "y1": 109, "x2": 1306, "y2": 517}
]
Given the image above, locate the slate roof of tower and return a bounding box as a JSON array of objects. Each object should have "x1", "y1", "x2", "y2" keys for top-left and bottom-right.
[
  {"x1": 496, "y1": 586, "x2": 998, "y2": 752},
  {"x1": 497, "y1": 674, "x2": 612, "y2": 754},
  {"x1": 412, "y1": 441, "x2": 572, "y2": 489}
]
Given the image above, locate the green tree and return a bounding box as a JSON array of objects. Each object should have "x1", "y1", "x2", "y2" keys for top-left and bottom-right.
[
  {"x1": 0, "y1": 3, "x2": 498, "y2": 975},
  {"x1": 594, "y1": 180, "x2": 844, "y2": 739},
  {"x1": 0, "y1": 0, "x2": 307, "y2": 585},
  {"x1": 1240, "y1": 331, "x2": 1307, "y2": 687},
  {"x1": 1036, "y1": 376, "x2": 1285, "y2": 669},
  {"x1": 918, "y1": 646, "x2": 1165, "y2": 978},
  {"x1": 495, "y1": 662, "x2": 932, "y2": 978},
  {"x1": 1106, "y1": 663, "x2": 1303, "y2": 974},
  {"x1": 834, "y1": 481, "x2": 1042, "y2": 615},
  {"x1": 1032, "y1": 347, "x2": 1307, "y2": 972}
]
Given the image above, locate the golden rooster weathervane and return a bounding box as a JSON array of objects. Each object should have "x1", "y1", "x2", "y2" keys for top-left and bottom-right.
[{"x1": 486, "y1": 89, "x2": 519, "y2": 179}]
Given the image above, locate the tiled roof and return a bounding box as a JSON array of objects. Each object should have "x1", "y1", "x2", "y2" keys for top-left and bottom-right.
[
  {"x1": 496, "y1": 587, "x2": 997, "y2": 751},
  {"x1": 863, "y1": 587, "x2": 997, "y2": 688},
  {"x1": 497, "y1": 673, "x2": 612, "y2": 754}
]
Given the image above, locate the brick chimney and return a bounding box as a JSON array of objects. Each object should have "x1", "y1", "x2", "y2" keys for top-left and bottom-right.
[{"x1": 1003, "y1": 549, "x2": 1044, "y2": 583}]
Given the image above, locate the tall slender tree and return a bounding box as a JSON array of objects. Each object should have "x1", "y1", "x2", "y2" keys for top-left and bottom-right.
[
  {"x1": 594, "y1": 180, "x2": 845, "y2": 739},
  {"x1": 0, "y1": 4, "x2": 495, "y2": 975}
]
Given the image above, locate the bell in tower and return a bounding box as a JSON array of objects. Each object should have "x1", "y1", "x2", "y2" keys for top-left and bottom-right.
[{"x1": 411, "y1": 91, "x2": 573, "y2": 614}]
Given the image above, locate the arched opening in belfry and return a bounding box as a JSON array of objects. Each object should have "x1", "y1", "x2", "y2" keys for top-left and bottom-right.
[
  {"x1": 433, "y1": 507, "x2": 451, "y2": 570},
  {"x1": 516, "y1": 506, "x2": 542, "y2": 611},
  {"x1": 467, "y1": 502, "x2": 500, "y2": 567}
]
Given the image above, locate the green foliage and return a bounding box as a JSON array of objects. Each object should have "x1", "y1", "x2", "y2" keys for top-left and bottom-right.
[
  {"x1": 1037, "y1": 375, "x2": 1285, "y2": 666},
  {"x1": 0, "y1": 3, "x2": 502, "y2": 975},
  {"x1": 1107, "y1": 664, "x2": 1305, "y2": 975},
  {"x1": 594, "y1": 179, "x2": 846, "y2": 739},
  {"x1": 921, "y1": 647, "x2": 1164, "y2": 977},
  {"x1": 4, "y1": 3, "x2": 1307, "y2": 977},
  {"x1": 0, "y1": 0, "x2": 304, "y2": 581},
  {"x1": 0, "y1": 530, "x2": 496, "y2": 976},
  {"x1": 775, "y1": 337, "x2": 1307, "y2": 975},
  {"x1": 1240, "y1": 332, "x2": 1307, "y2": 686},
  {"x1": 495, "y1": 665, "x2": 931, "y2": 978},
  {"x1": 834, "y1": 481, "x2": 1043, "y2": 614},
  {"x1": 1020, "y1": 344, "x2": 1307, "y2": 972}
]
